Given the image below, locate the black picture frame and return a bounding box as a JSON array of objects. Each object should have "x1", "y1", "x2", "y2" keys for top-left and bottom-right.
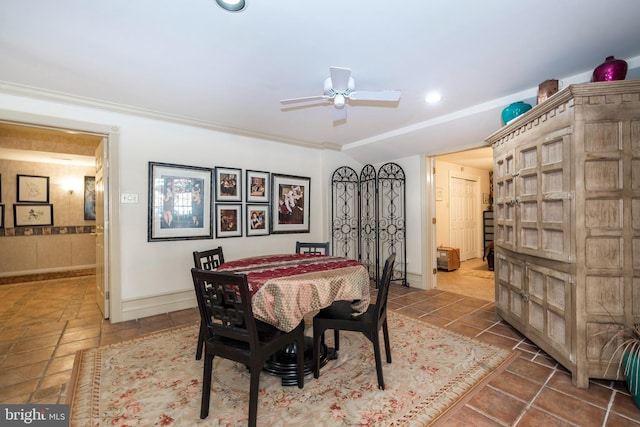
[
  {"x1": 215, "y1": 167, "x2": 242, "y2": 202},
  {"x1": 271, "y1": 173, "x2": 310, "y2": 234},
  {"x1": 17, "y1": 174, "x2": 49, "y2": 203},
  {"x1": 0, "y1": 204, "x2": 4, "y2": 229},
  {"x1": 14, "y1": 203, "x2": 53, "y2": 227},
  {"x1": 246, "y1": 170, "x2": 269, "y2": 203},
  {"x1": 84, "y1": 176, "x2": 96, "y2": 220},
  {"x1": 148, "y1": 162, "x2": 213, "y2": 242},
  {"x1": 246, "y1": 204, "x2": 269, "y2": 236},
  {"x1": 215, "y1": 203, "x2": 242, "y2": 238}
]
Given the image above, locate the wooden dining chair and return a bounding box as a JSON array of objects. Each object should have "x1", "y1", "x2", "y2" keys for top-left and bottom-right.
[
  {"x1": 192, "y1": 247, "x2": 225, "y2": 360},
  {"x1": 193, "y1": 246, "x2": 225, "y2": 270},
  {"x1": 191, "y1": 268, "x2": 305, "y2": 426},
  {"x1": 295, "y1": 241, "x2": 330, "y2": 255},
  {"x1": 312, "y1": 253, "x2": 396, "y2": 390}
]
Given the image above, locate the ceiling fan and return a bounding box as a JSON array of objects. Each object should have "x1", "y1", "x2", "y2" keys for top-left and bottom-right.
[{"x1": 280, "y1": 66, "x2": 401, "y2": 121}]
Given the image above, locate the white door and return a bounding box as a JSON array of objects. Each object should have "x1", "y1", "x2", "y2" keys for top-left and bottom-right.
[
  {"x1": 95, "y1": 138, "x2": 109, "y2": 318},
  {"x1": 449, "y1": 176, "x2": 479, "y2": 261}
]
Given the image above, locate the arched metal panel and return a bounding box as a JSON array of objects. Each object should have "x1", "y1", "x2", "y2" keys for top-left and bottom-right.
[
  {"x1": 359, "y1": 164, "x2": 378, "y2": 283},
  {"x1": 330, "y1": 162, "x2": 408, "y2": 288},
  {"x1": 378, "y1": 162, "x2": 407, "y2": 286},
  {"x1": 330, "y1": 166, "x2": 359, "y2": 259}
]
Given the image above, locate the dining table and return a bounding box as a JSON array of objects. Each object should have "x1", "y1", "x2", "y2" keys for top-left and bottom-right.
[{"x1": 216, "y1": 253, "x2": 371, "y2": 385}]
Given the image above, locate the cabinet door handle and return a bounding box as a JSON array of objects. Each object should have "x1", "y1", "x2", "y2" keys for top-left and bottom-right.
[{"x1": 520, "y1": 291, "x2": 529, "y2": 302}]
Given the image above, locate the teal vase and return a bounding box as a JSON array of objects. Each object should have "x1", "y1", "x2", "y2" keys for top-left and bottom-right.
[
  {"x1": 623, "y1": 350, "x2": 640, "y2": 409},
  {"x1": 501, "y1": 101, "x2": 532, "y2": 125}
]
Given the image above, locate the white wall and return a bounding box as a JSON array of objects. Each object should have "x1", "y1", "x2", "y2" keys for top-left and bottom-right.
[{"x1": 116, "y1": 119, "x2": 334, "y2": 300}]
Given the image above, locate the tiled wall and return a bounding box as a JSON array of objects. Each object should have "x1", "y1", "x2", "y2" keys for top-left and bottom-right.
[{"x1": 0, "y1": 157, "x2": 98, "y2": 276}]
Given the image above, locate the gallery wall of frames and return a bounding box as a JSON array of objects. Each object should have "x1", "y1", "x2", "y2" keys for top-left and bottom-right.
[
  {"x1": 147, "y1": 162, "x2": 311, "y2": 242},
  {"x1": 0, "y1": 172, "x2": 96, "y2": 232}
]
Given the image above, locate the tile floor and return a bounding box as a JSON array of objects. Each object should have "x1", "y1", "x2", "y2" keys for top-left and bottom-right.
[{"x1": 1, "y1": 269, "x2": 639, "y2": 426}]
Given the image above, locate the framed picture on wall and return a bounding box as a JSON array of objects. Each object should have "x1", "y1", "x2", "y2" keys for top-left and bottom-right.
[
  {"x1": 215, "y1": 167, "x2": 242, "y2": 202},
  {"x1": 14, "y1": 203, "x2": 53, "y2": 227},
  {"x1": 271, "y1": 173, "x2": 310, "y2": 234},
  {"x1": 216, "y1": 204, "x2": 242, "y2": 238},
  {"x1": 0, "y1": 204, "x2": 4, "y2": 229},
  {"x1": 17, "y1": 174, "x2": 49, "y2": 203},
  {"x1": 246, "y1": 170, "x2": 269, "y2": 203},
  {"x1": 147, "y1": 162, "x2": 213, "y2": 241},
  {"x1": 84, "y1": 176, "x2": 96, "y2": 220},
  {"x1": 246, "y1": 204, "x2": 269, "y2": 236}
]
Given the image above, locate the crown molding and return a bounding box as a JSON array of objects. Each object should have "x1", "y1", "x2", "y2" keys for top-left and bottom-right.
[{"x1": 0, "y1": 81, "x2": 341, "y2": 152}]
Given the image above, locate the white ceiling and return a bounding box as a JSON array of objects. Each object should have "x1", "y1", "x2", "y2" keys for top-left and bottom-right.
[{"x1": 1, "y1": 1, "x2": 640, "y2": 165}]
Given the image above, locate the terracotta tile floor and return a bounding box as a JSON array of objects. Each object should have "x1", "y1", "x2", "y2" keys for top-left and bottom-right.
[{"x1": 1, "y1": 272, "x2": 640, "y2": 426}]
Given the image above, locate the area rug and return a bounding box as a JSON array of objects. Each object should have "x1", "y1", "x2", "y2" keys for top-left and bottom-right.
[{"x1": 69, "y1": 311, "x2": 517, "y2": 426}]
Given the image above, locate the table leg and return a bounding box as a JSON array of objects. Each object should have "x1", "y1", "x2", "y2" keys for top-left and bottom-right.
[{"x1": 263, "y1": 336, "x2": 333, "y2": 386}]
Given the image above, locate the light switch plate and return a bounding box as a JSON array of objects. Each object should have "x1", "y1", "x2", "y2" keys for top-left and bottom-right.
[{"x1": 120, "y1": 193, "x2": 139, "y2": 203}]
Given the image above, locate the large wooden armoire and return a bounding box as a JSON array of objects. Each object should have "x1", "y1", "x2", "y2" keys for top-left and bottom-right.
[{"x1": 486, "y1": 79, "x2": 640, "y2": 388}]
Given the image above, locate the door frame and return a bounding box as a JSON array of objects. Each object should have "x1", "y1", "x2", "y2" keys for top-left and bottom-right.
[{"x1": 0, "y1": 108, "x2": 123, "y2": 322}]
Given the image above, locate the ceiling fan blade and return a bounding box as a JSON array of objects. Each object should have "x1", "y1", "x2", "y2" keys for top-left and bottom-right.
[
  {"x1": 333, "y1": 106, "x2": 347, "y2": 121},
  {"x1": 280, "y1": 95, "x2": 330, "y2": 104},
  {"x1": 329, "y1": 67, "x2": 351, "y2": 92},
  {"x1": 348, "y1": 90, "x2": 401, "y2": 102}
]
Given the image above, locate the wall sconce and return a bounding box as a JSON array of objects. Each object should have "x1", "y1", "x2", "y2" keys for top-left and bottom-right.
[{"x1": 61, "y1": 178, "x2": 81, "y2": 195}]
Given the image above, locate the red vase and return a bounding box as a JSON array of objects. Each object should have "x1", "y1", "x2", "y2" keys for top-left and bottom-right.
[{"x1": 592, "y1": 56, "x2": 628, "y2": 82}]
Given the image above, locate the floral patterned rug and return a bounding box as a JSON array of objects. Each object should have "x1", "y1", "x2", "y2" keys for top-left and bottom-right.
[{"x1": 69, "y1": 311, "x2": 516, "y2": 426}]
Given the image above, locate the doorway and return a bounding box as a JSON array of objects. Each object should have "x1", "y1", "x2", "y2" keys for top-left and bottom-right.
[
  {"x1": 432, "y1": 147, "x2": 494, "y2": 300},
  {"x1": 0, "y1": 109, "x2": 122, "y2": 321}
]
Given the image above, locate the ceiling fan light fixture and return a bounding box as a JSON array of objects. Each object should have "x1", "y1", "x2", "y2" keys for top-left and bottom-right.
[
  {"x1": 334, "y1": 94, "x2": 346, "y2": 108},
  {"x1": 215, "y1": 0, "x2": 246, "y2": 12}
]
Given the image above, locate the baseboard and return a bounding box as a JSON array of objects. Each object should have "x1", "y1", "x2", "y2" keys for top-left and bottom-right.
[
  {"x1": 406, "y1": 272, "x2": 424, "y2": 289},
  {"x1": 120, "y1": 289, "x2": 197, "y2": 322},
  {"x1": 0, "y1": 266, "x2": 96, "y2": 284}
]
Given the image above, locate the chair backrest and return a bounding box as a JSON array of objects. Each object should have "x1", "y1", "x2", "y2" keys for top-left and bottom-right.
[
  {"x1": 193, "y1": 247, "x2": 225, "y2": 270},
  {"x1": 295, "y1": 241, "x2": 330, "y2": 255},
  {"x1": 190, "y1": 268, "x2": 259, "y2": 347},
  {"x1": 374, "y1": 253, "x2": 396, "y2": 323}
]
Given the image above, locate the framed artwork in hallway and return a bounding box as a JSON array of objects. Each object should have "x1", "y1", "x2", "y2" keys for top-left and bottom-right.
[
  {"x1": 14, "y1": 203, "x2": 53, "y2": 227},
  {"x1": 84, "y1": 176, "x2": 96, "y2": 220},
  {"x1": 17, "y1": 174, "x2": 49, "y2": 203}
]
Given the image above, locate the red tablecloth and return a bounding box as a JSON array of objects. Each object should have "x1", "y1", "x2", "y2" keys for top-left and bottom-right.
[{"x1": 216, "y1": 254, "x2": 370, "y2": 332}]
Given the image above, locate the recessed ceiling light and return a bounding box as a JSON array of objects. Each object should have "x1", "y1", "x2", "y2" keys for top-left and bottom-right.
[
  {"x1": 425, "y1": 92, "x2": 442, "y2": 104},
  {"x1": 215, "y1": 0, "x2": 245, "y2": 12}
]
